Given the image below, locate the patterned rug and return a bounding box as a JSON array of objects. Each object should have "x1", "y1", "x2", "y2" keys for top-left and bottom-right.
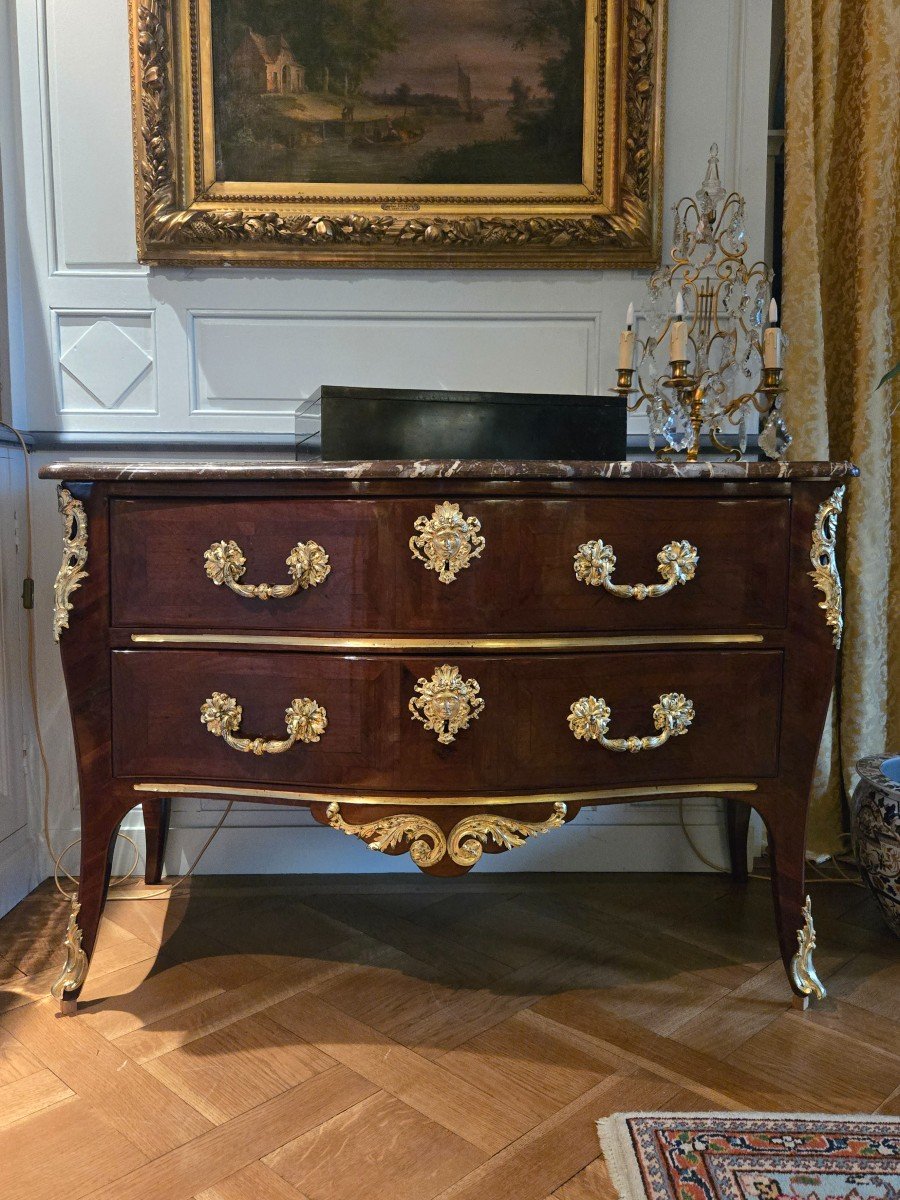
[{"x1": 596, "y1": 1113, "x2": 900, "y2": 1200}]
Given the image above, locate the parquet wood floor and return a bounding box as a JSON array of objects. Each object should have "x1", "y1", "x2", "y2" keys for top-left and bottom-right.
[{"x1": 0, "y1": 873, "x2": 897, "y2": 1200}]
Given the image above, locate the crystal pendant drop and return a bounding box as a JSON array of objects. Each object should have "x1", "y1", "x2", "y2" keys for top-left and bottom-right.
[
  {"x1": 663, "y1": 407, "x2": 692, "y2": 452},
  {"x1": 726, "y1": 202, "x2": 747, "y2": 252},
  {"x1": 696, "y1": 143, "x2": 727, "y2": 217},
  {"x1": 648, "y1": 403, "x2": 666, "y2": 451},
  {"x1": 759, "y1": 412, "x2": 792, "y2": 460},
  {"x1": 672, "y1": 213, "x2": 684, "y2": 254},
  {"x1": 774, "y1": 414, "x2": 792, "y2": 457},
  {"x1": 758, "y1": 415, "x2": 777, "y2": 459},
  {"x1": 738, "y1": 411, "x2": 748, "y2": 455}
]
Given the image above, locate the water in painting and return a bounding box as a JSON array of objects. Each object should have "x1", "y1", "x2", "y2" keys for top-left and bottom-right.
[{"x1": 210, "y1": 0, "x2": 586, "y2": 185}]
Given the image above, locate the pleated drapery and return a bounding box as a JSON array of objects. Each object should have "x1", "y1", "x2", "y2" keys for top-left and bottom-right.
[{"x1": 783, "y1": 0, "x2": 899, "y2": 853}]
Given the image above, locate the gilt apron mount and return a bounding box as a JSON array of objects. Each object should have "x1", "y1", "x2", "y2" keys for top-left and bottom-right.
[{"x1": 129, "y1": 0, "x2": 666, "y2": 268}]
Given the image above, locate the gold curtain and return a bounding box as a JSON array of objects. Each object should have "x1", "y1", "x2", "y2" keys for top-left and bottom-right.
[{"x1": 784, "y1": 0, "x2": 900, "y2": 854}]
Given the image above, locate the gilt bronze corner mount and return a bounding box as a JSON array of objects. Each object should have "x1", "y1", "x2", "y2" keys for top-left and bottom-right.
[
  {"x1": 809, "y1": 486, "x2": 845, "y2": 649},
  {"x1": 53, "y1": 488, "x2": 88, "y2": 642}
]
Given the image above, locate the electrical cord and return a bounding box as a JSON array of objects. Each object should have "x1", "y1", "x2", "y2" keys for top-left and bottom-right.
[
  {"x1": 676, "y1": 798, "x2": 863, "y2": 885},
  {"x1": 0, "y1": 419, "x2": 230, "y2": 903}
]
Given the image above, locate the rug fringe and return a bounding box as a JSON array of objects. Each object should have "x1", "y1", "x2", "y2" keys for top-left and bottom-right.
[{"x1": 596, "y1": 1114, "x2": 648, "y2": 1200}]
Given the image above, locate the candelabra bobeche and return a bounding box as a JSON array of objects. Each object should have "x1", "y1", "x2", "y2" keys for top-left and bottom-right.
[{"x1": 615, "y1": 144, "x2": 792, "y2": 462}]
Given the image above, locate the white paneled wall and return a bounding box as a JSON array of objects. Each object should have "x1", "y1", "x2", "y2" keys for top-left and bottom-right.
[
  {"x1": 5, "y1": 0, "x2": 773, "y2": 436},
  {"x1": 1, "y1": 0, "x2": 773, "y2": 879}
]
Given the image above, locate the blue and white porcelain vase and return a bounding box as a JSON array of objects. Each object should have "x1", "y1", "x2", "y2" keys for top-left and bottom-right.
[{"x1": 852, "y1": 755, "x2": 900, "y2": 937}]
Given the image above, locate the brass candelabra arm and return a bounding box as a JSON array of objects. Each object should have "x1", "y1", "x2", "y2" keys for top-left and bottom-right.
[
  {"x1": 719, "y1": 369, "x2": 785, "y2": 418},
  {"x1": 613, "y1": 367, "x2": 648, "y2": 414}
]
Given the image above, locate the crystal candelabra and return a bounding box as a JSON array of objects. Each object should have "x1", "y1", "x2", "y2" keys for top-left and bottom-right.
[{"x1": 614, "y1": 144, "x2": 791, "y2": 462}]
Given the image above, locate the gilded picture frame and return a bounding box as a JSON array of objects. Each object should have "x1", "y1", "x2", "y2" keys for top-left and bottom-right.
[{"x1": 129, "y1": 0, "x2": 666, "y2": 269}]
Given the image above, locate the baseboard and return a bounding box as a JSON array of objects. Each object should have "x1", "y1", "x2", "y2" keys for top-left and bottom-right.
[
  {"x1": 138, "y1": 820, "x2": 740, "y2": 876},
  {"x1": 46, "y1": 802, "x2": 763, "y2": 877}
]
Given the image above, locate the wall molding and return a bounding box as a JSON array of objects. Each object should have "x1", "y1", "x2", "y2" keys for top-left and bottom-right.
[
  {"x1": 53, "y1": 308, "x2": 157, "y2": 414},
  {"x1": 187, "y1": 309, "x2": 603, "y2": 420}
]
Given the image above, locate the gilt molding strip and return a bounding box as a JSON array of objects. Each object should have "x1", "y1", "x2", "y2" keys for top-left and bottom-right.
[
  {"x1": 132, "y1": 781, "x2": 757, "y2": 807},
  {"x1": 130, "y1": 632, "x2": 766, "y2": 652}
]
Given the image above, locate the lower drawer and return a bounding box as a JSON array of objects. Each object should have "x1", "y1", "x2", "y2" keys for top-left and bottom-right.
[{"x1": 111, "y1": 648, "x2": 782, "y2": 793}]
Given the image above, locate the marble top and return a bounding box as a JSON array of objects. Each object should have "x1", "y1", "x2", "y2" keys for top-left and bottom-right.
[{"x1": 39, "y1": 458, "x2": 859, "y2": 482}]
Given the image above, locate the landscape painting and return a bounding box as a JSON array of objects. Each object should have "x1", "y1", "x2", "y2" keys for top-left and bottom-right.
[
  {"x1": 130, "y1": 0, "x2": 666, "y2": 267},
  {"x1": 210, "y1": 0, "x2": 587, "y2": 185}
]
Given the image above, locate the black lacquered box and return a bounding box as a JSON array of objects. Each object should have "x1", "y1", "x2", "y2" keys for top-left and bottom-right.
[{"x1": 296, "y1": 386, "x2": 627, "y2": 462}]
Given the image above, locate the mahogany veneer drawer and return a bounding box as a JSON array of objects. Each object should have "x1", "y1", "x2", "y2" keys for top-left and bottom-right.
[
  {"x1": 111, "y1": 648, "x2": 782, "y2": 791},
  {"x1": 109, "y1": 496, "x2": 791, "y2": 633}
]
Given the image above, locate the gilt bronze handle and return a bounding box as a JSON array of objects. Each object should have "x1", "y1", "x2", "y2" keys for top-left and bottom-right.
[
  {"x1": 204, "y1": 539, "x2": 330, "y2": 599},
  {"x1": 201, "y1": 692, "x2": 327, "y2": 755},
  {"x1": 573, "y1": 538, "x2": 698, "y2": 599},
  {"x1": 568, "y1": 692, "x2": 695, "y2": 752}
]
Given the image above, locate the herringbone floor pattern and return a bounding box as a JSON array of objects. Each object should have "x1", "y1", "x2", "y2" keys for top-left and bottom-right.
[{"x1": 0, "y1": 873, "x2": 897, "y2": 1200}]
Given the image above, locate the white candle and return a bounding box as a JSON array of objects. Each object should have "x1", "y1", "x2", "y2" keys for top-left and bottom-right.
[
  {"x1": 763, "y1": 298, "x2": 782, "y2": 368},
  {"x1": 670, "y1": 291, "x2": 688, "y2": 361},
  {"x1": 618, "y1": 303, "x2": 636, "y2": 370}
]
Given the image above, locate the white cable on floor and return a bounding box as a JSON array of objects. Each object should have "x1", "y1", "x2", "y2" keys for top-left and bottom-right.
[{"x1": 677, "y1": 798, "x2": 863, "y2": 885}]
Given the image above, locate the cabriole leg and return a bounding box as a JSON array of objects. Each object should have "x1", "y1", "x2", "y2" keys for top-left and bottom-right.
[
  {"x1": 52, "y1": 810, "x2": 123, "y2": 1014},
  {"x1": 142, "y1": 797, "x2": 171, "y2": 885},
  {"x1": 725, "y1": 799, "x2": 751, "y2": 884},
  {"x1": 765, "y1": 812, "x2": 826, "y2": 1005}
]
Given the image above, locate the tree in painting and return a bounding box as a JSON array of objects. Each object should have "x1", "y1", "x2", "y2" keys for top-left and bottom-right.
[
  {"x1": 507, "y1": 0, "x2": 586, "y2": 160},
  {"x1": 211, "y1": 0, "x2": 586, "y2": 186}
]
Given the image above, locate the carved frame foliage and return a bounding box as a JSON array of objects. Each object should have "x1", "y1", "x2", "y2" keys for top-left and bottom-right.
[{"x1": 128, "y1": 0, "x2": 667, "y2": 269}]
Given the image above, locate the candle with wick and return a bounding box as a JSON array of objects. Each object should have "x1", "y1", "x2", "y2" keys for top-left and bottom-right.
[
  {"x1": 618, "y1": 302, "x2": 636, "y2": 370},
  {"x1": 763, "y1": 298, "x2": 782, "y2": 369},
  {"x1": 670, "y1": 290, "x2": 688, "y2": 362}
]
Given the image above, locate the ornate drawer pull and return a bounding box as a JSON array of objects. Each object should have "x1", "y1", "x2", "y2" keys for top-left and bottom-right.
[
  {"x1": 204, "y1": 539, "x2": 330, "y2": 599},
  {"x1": 201, "y1": 692, "x2": 327, "y2": 755},
  {"x1": 568, "y1": 692, "x2": 694, "y2": 753},
  {"x1": 573, "y1": 538, "x2": 698, "y2": 599},
  {"x1": 410, "y1": 502, "x2": 484, "y2": 584},
  {"x1": 410, "y1": 664, "x2": 484, "y2": 744}
]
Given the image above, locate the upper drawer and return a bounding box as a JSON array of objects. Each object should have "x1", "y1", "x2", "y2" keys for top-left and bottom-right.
[{"x1": 109, "y1": 496, "x2": 790, "y2": 633}]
